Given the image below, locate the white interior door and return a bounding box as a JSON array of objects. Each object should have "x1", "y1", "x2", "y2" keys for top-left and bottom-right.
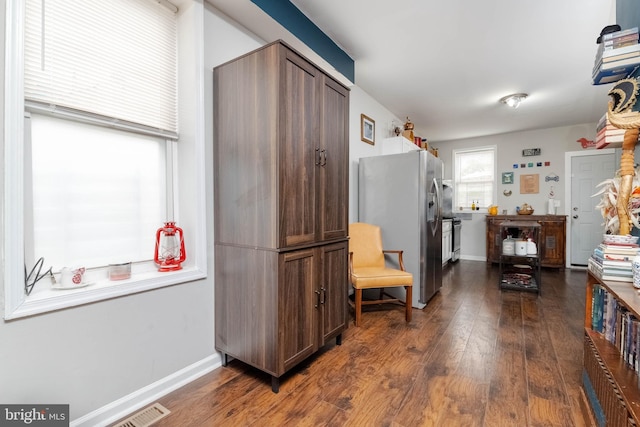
[{"x1": 569, "y1": 152, "x2": 616, "y2": 266}]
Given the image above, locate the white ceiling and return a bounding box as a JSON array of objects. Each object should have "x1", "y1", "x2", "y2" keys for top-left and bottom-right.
[{"x1": 208, "y1": 0, "x2": 618, "y2": 142}]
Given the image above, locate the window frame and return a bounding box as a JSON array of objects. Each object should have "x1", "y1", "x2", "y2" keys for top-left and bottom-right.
[
  {"x1": 3, "y1": 0, "x2": 207, "y2": 320},
  {"x1": 452, "y1": 145, "x2": 498, "y2": 213}
]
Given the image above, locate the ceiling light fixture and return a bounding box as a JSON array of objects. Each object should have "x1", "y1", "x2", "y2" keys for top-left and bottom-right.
[{"x1": 499, "y1": 93, "x2": 528, "y2": 109}]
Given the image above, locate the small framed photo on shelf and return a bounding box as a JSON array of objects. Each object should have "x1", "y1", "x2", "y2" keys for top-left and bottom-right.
[
  {"x1": 502, "y1": 172, "x2": 514, "y2": 184},
  {"x1": 360, "y1": 114, "x2": 375, "y2": 145}
]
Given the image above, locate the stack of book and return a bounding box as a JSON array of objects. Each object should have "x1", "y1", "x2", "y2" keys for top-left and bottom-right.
[
  {"x1": 593, "y1": 27, "x2": 640, "y2": 85},
  {"x1": 588, "y1": 239, "x2": 640, "y2": 282},
  {"x1": 595, "y1": 113, "x2": 627, "y2": 148}
]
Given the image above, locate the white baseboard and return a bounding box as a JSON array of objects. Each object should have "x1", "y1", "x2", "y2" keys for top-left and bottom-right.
[
  {"x1": 71, "y1": 353, "x2": 222, "y2": 427},
  {"x1": 460, "y1": 255, "x2": 486, "y2": 262}
]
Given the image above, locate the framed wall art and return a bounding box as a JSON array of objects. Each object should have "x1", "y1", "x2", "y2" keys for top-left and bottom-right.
[
  {"x1": 520, "y1": 173, "x2": 540, "y2": 194},
  {"x1": 360, "y1": 114, "x2": 375, "y2": 145},
  {"x1": 502, "y1": 172, "x2": 514, "y2": 184}
]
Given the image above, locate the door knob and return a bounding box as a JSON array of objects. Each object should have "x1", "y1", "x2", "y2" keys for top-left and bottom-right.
[{"x1": 573, "y1": 215, "x2": 579, "y2": 219}]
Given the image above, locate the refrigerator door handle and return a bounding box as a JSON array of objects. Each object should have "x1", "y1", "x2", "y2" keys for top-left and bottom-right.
[{"x1": 433, "y1": 177, "x2": 442, "y2": 223}]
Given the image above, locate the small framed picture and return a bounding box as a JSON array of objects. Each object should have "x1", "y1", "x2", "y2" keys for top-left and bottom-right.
[
  {"x1": 502, "y1": 172, "x2": 514, "y2": 184},
  {"x1": 361, "y1": 114, "x2": 375, "y2": 145}
]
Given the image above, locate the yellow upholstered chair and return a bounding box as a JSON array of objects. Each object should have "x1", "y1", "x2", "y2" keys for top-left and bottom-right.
[{"x1": 348, "y1": 222, "x2": 413, "y2": 326}]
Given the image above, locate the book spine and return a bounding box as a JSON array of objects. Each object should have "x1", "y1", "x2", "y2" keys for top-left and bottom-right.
[
  {"x1": 602, "y1": 36, "x2": 639, "y2": 50},
  {"x1": 602, "y1": 42, "x2": 640, "y2": 56},
  {"x1": 603, "y1": 27, "x2": 639, "y2": 41},
  {"x1": 592, "y1": 64, "x2": 640, "y2": 85},
  {"x1": 600, "y1": 57, "x2": 640, "y2": 71},
  {"x1": 603, "y1": 52, "x2": 640, "y2": 63}
]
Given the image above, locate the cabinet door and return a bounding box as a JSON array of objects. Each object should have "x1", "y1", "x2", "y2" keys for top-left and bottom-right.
[
  {"x1": 279, "y1": 49, "x2": 320, "y2": 248},
  {"x1": 279, "y1": 248, "x2": 317, "y2": 374},
  {"x1": 442, "y1": 230, "x2": 452, "y2": 263},
  {"x1": 319, "y1": 242, "x2": 348, "y2": 345},
  {"x1": 318, "y1": 77, "x2": 349, "y2": 242},
  {"x1": 486, "y1": 218, "x2": 501, "y2": 263},
  {"x1": 540, "y1": 219, "x2": 566, "y2": 267},
  {"x1": 213, "y1": 44, "x2": 279, "y2": 249}
]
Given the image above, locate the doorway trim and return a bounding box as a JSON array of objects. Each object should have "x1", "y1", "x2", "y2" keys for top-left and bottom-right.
[{"x1": 564, "y1": 148, "x2": 616, "y2": 269}]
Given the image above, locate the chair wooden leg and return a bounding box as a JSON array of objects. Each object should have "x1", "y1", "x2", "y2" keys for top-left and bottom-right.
[
  {"x1": 405, "y1": 286, "x2": 412, "y2": 323},
  {"x1": 355, "y1": 288, "x2": 362, "y2": 326}
]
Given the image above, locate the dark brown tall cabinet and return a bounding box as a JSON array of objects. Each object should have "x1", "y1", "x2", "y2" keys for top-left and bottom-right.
[{"x1": 213, "y1": 41, "x2": 350, "y2": 392}]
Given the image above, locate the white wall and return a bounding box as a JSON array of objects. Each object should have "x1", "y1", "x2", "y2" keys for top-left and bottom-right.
[{"x1": 435, "y1": 123, "x2": 598, "y2": 260}]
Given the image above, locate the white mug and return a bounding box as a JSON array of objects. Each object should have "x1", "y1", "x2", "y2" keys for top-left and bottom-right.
[{"x1": 59, "y1": 267, "x2": 85, "y2": 287}]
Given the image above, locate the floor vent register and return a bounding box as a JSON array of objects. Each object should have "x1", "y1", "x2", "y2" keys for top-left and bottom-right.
[{"x1": 112, "y1": 403, "x2": 170, "y2": 427}]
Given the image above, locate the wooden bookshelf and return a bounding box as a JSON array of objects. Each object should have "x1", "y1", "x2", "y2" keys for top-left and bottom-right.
[{"x1": 583, "y1": 270, "x2": 640, "y2": 425}]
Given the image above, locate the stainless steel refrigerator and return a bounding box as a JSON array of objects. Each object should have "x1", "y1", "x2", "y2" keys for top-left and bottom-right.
[{"x1": 358, "y1": 150, "x2": 443, "y2": 308}]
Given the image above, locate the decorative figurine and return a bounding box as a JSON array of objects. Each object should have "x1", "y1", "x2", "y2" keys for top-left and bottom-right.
[{"x1": 594, "y1": 77, "x2": 640, "y2": 235}]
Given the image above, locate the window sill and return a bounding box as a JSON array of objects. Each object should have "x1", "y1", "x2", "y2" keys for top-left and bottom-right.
[{"x1": 5, "y1": 265, "x2": 206, "y2": 320}]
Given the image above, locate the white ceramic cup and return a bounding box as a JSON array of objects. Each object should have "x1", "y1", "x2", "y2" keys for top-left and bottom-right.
[{"x1": 59, "y1": 267, "x2": 85, "y2": 287}]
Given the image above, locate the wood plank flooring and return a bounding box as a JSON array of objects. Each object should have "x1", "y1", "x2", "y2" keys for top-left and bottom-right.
[{"x1": 117, "y1": 260, "x2": 588, "y2": 427}]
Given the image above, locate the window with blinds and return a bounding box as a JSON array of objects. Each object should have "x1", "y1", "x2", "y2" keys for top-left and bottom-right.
[
  {"x1": 4, "y1": 0, "x2": 206, "y2": 319},
  {"x1": 24, "y1": 0, "x2": 178, "y2": 137},
  {"x1": 453, "y1": 146, "x2": 497, "y2": 210},
  {"x1": 23, "y1": 0, "x2": 178, "y2": 272}
]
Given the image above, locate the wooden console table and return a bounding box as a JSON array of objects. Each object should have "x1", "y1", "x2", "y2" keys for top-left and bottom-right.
[{"x1": 486, "y1": 215, "x2": 566, "y2": 269}]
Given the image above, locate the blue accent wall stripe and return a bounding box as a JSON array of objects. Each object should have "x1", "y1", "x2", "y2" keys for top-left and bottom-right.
[{"x1": 251, "y1": 0, "x2": 355, "y2": 82}]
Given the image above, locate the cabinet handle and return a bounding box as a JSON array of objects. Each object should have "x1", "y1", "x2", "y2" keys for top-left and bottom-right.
[
  {"x1": 315, "y1": 289, "x2": 321, "y2": 307},
  {"x1": 321, "y1": 150, "x2": 327, "y2": 166},
  {"x1": 315, "y1": 148, "x2": 321, "y2": 165},
  {"x1": 320, "y1": 287, "x2": 326, "y2": 304}
]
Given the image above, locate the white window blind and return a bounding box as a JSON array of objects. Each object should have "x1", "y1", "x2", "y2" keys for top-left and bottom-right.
[
  {"x1": 29, "y1": 113, "x2": 166, "y2": 270},
  {"x1": 24, "y1": 0, "x2": 178, "y2": 136},
  {"x1": 454, "y1": 146, "x2": 496, "y2": 209}
]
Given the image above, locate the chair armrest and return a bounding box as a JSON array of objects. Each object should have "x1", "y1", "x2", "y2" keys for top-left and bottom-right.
[{"x1": 382, "y1": 249, "x2": 406, "y2": 271}]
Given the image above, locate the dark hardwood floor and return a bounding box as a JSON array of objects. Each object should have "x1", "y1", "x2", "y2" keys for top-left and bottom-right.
[{"x1": 119, "y1": 260, "x2": 588, "y2": 426}]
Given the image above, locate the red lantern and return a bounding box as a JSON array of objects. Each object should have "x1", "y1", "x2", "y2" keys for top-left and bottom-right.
[{"x1": 154, "y1": 221, "x2": 186, "y2": 271}]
